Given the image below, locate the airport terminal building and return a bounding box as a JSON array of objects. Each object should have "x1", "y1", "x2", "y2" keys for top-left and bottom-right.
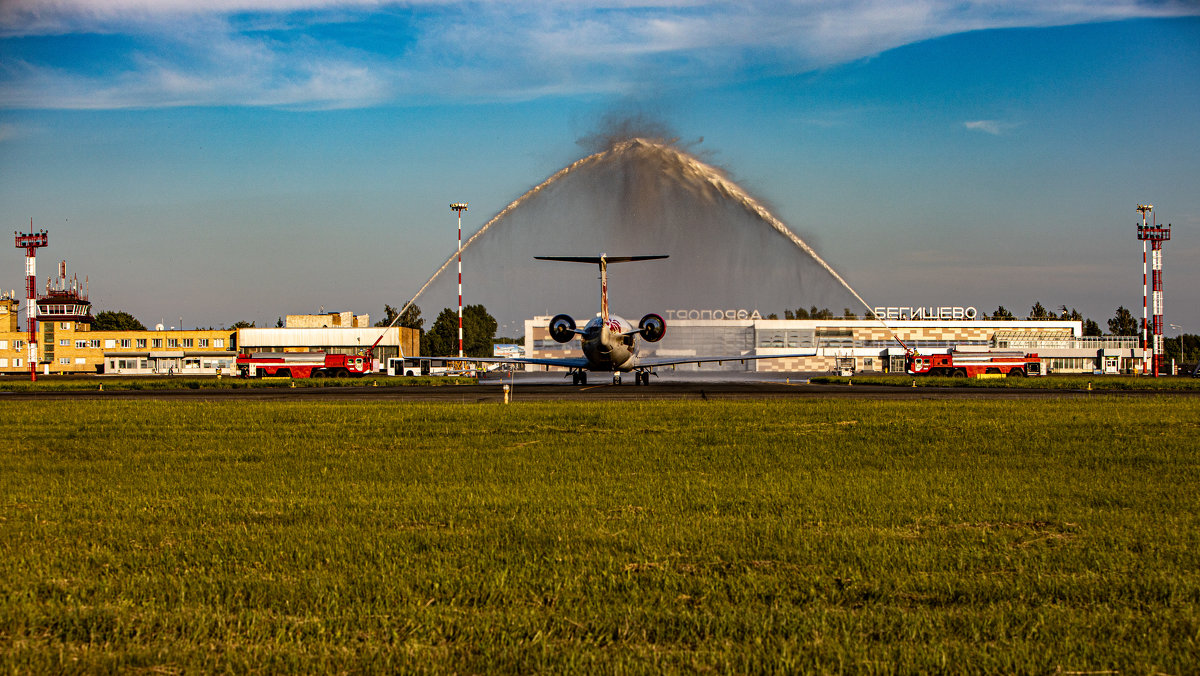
[
  {"x1": 0, "y1": 294, "x2": 417, "y2": 376},
  {"x1": 524, "y1": 307, "x2": 1142, "y2": 374}
]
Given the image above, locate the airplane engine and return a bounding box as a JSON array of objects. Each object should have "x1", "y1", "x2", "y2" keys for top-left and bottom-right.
[
  {"x1": 548, "y1": 314, "x2": 577, "y2": 343},
  {"x1": 638, "y1": 313, "x2": 666, "y2": 342}
]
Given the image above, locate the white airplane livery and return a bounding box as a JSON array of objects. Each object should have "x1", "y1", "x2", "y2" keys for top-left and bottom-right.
[{"x1": 457, "y1": 254, "x2": 816, "y2": 385}]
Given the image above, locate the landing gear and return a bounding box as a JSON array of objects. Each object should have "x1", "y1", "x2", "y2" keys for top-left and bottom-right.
[
  {"x1": 571, "y1": 371, "x2": 588, "y2": 386},
  {"x1": 612, "y1": 373, "x2": 622, "y2": 385},
  {"x1": 634, "y1": 371, "x2": 651, "y2": 386}
]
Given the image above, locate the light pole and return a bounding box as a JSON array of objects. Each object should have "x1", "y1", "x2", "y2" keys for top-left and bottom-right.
[
  {"x1": 1170, "y1": 323, "x2": 1183, "y2": 374},
  {"x1": 451, "y1": 203, "x2": 468, "y2": 360}
]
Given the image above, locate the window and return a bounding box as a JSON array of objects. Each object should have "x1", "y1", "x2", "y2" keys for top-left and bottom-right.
[
  {"x1": 0, "y1": 340, "x2": 7, "y2": 350},
  {"x1": 199, "y1": 338, "x2": 208, "y2": 348},
  {"x1": 167, "y1": 338, "x2": 178, "y2": 348},
  {"x1": 61, "y1": 322, "x2": 70, "y2": 330},
  {"x1": 0, "y1": 359, "x2": 7, "y2": 367},
  {"x1": 1048, "y1": 357, "x2": 1090, "y2": 372},
  {"x1": 756, "y1": 332, "x2": 784, "y2": 348},
  {"x1": 120, "y1": 339, "x2": 131, "y2": 348},
  {"x1": 214, "y1": 338, "x2": 224, "y2": 348},
  {"x1": 59, "y1": 339, "x2": 69, "y2": 346},
  {"x1": 182, "y1": 338, "x2": 194, "y2": 348},
  {"x1": 76, "y1": 340, "x2": 88, "y2": 348},
  {"x1": 74, "y1": 358, "x2": 86, "y2": 364},
  {"x1": 152, "y1": 338, "x2": 163, "y2": 348},
  {"x1": 816, "y1": 328, "x2": 855, "y2": 349},
  {"x1": 533, "y1": 339, "x2": 571, "y2": 350},
  {"x1": 136, "y1": 339, "x2": 147, "y2": 348},
  {"x1": 14, "y1": 340, "x2": 25, "y2": 349},
  {"x1": 105, "y1": 339, "x2": 116, "y2": 349},
  {"x1": 12, "y1": 358, "x2": 21, "y2": 367},
  {"x1": 59, "y1": 357, "x2": 70, "y2": 364},
  {"x1": 90, "y1": 339, "x2": 101, "y2": 348}
]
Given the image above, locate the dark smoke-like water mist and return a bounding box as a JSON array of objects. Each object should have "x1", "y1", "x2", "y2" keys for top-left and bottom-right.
[{"x1": 411, "y1": 137, "x2": 866, "y2": 333}]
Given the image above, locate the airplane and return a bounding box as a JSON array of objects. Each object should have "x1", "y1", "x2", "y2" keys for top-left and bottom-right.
[{"x1": 443, "y1": 254, "x2": 816, "y2": 385}]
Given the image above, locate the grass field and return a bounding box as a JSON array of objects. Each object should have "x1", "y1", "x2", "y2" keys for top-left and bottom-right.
[
  {"x1": 2, "y1": 398, "x2": 1198, "y2": 673},
  {"x1": 0, "y1": 375, "x2": 474, "y2": 392},
  {"x1": 812, "y1": 373, "x2": 1200, "y2": 390}
]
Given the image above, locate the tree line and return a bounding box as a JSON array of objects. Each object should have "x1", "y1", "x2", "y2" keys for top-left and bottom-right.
[
  {"x1": 84, "y1": 303, "x2": 1200, "y2": 365},
  {"x1": 985, "y1": 303, "x2": 1141, "y2": 338},
  {"x1": 375, "y1": 303, "x2": 499, "y2": 358}
]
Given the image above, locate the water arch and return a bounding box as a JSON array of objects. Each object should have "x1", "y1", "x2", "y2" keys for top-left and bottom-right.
[{"x1": 407, "y1": 138, "x2": 868, "y2": 328}]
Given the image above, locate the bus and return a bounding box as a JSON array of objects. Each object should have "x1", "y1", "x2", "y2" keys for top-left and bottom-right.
[{"x1": 386, "y1": 357, "x2": 459, "y2": 377}]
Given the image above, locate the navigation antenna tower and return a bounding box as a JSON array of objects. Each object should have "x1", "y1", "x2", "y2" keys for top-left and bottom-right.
[
  {"x1": 1136, "y1": 204, "x2": 1170, "y2": 376},
  {"x1": 14, "y1": 223, "x2": 48, "y2": 382}
]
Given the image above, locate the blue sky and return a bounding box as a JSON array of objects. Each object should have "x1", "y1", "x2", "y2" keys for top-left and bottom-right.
[{"x1": 1, "y1": 1, "x2": 1198, "y2": 335}]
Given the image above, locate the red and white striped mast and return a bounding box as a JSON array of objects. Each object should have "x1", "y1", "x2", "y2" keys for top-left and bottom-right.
[
  {"x1": 14, "y1": 222, "x2": 48, "y2": 382},
  {"x1": 1136, "y1": 203, "x2": 1170, "y2": 377},
  {"x1": 451, "y1": 202, "x2": 468, "y2": 359},
  {"x1": 1139, "y1": 204, "x2": 1149, "y2": 375}
]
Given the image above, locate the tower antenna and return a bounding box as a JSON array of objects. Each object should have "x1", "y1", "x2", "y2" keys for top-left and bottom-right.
[
  {"x1": 1136, "y1": 204, "x2": 1170, "y2": 376},
  {"x1": 14, "y1": 223, "x2": 49, "y2": 381}
]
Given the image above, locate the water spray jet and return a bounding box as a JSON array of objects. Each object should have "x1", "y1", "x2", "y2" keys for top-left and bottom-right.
[{"x1": 396, "y1": 138, "x2": 877, "y2": 329}]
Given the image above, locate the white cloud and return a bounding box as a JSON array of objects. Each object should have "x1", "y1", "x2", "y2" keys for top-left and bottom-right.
[
  {"x1": 2, "y1": 1, "x2": 1198, "y2": 109},
  {"x1": 964, "y1": 120, "x2": 1004, "y2": 135}
]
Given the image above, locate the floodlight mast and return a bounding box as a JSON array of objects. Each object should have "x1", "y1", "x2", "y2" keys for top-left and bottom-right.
[
  {"x1": 14, "y1": 222, "x2": 48, "y2": 382},
  {"x1": 451, "y1": 203, "x2": 468, "y2": 360}
]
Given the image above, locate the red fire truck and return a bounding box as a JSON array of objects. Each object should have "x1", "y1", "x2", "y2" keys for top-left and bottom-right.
[
  {"x1": 236, "y1": 352, "x2": 372, "y2": 378},
  {"x1": 906, "y1": 348, "x2": 1042, "y2": 378}
]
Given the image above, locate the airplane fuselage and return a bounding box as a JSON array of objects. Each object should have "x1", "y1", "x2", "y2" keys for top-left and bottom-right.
[{"x1": 581, "y1": 314, "x2": 638, "y2": 372}]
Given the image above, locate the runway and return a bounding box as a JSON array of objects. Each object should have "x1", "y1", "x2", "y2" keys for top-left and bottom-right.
[{"x1": 3, "y1": 371, "x2": 1193, "y2": 402}]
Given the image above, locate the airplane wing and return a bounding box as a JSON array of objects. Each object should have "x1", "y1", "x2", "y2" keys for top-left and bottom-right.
[
  {"x1": 428, "y1": 355, "x2": 591, "y2": 369},
  {"x1": 634, "y1": 352, "x2": 817, "y2": 368},
  {"x1": 535, "y1": 255, "x2": 668, "y2": 264},
  {"x1": 420, "y1": 352, "x2": 815, "y2": 371}
]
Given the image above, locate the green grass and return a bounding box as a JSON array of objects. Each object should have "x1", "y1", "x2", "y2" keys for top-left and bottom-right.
[
  {"x1": 812, "y1": 373, "x2": 1200, "y2": 390},
  {"x1": 0, "y1": 375, "x2": 475, "y2": 392},
  {"x1": 2, "y1": 399, "x2": 1198, "y2": 673}
]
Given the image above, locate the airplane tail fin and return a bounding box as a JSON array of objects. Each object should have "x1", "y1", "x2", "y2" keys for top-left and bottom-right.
[
  {"x1": 535, "y1": 254, "x2": 668, "y2": 325},
  {"x1": 599, "y1": 256, "x2": 609, "y2": 323}
]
